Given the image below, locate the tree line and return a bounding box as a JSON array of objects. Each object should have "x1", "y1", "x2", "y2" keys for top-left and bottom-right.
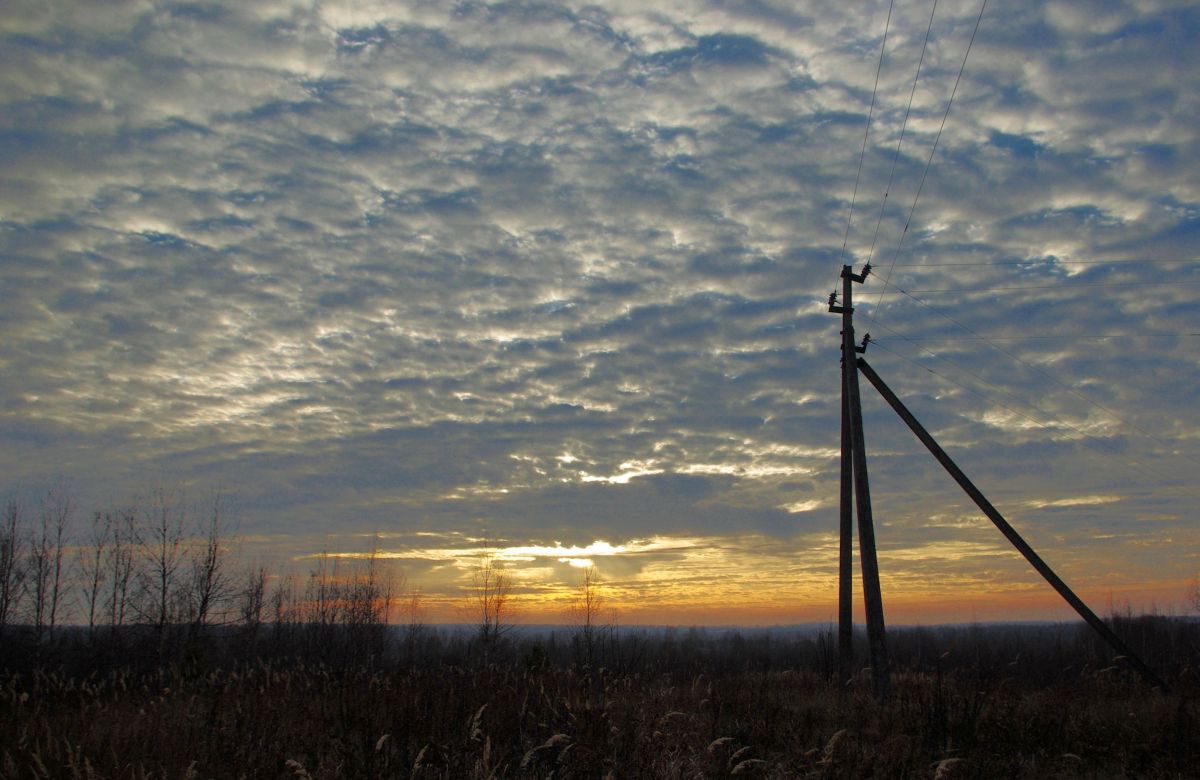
[
  {"x1": 0, "y1": 481, "x2": 417, "y2": 667},
  {"x1": 0, "y1": 481, "x2": 619, "y2": 674}
]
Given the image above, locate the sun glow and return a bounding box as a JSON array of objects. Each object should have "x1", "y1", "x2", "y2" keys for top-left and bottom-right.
[
  {"x1": 280, "y1": 523, "x2": 1194, "y2": 627},
  {"x1": 1026, "y1": 494, "x2": 1122, "y2": 509}
]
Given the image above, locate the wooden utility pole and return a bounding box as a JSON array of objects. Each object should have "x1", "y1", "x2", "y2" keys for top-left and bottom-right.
[
  {"x1": 820, "y1": 269, "x2": 1165, "y2": 693},
  {"x1": 838, "y1": 356, "x2": 854, "y2": 688},
  {"x1": 829, "y1": 264, "x2": 890, "y2": 697}
]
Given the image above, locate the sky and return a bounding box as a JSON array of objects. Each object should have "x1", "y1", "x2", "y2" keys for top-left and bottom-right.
[{"x1": 2, "y1": 0, "x2": 1198, "y2": 626}]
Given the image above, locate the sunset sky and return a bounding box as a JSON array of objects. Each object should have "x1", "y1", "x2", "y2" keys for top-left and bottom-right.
[{"x1": 2, "y1": 0, "x2": 1198, "y2": 626}]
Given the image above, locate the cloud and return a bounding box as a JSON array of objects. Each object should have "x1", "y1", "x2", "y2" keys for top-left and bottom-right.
[
  {"x1": 1, "y1": 0, "x2": 1198, "y2": 622},
  {"x1": 1026, "y1": 494, "x2": 1122, "y2": 510}
]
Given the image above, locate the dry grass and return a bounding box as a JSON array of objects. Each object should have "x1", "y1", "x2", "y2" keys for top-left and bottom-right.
[{"x1": 1, "y1": 656, "x2": 1196, "y2": 779}]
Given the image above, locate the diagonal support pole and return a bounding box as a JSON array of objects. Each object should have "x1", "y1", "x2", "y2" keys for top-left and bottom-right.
[{"x1": 857, "y1": 357, "x2": 1168, "y2": 691}]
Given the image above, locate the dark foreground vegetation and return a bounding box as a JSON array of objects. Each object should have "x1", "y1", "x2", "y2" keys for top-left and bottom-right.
[
  {"x1": 4, "y1": 483, "x2": 1199, "y2": 775},
  {"x1": 3, "y1": 616, "x2": 1199, "y2": 779}
]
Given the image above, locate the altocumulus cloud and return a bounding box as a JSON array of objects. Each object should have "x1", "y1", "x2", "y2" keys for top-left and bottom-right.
[{"x1": 1, "y1": 0, "x2": 1198, "y2": 621}]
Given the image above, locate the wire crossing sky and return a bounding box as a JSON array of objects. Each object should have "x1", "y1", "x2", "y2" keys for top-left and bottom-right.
[{"x1": 2, "y1": 0, "x2": 1198, "y2": 624}]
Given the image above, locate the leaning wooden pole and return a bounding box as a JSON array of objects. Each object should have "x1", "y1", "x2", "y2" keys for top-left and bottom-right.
[{"x1": 857, "y1": 357, "x2": 1169, "y2": 691}]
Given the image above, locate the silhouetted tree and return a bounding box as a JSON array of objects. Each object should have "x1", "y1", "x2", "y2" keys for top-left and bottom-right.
[
  {"x1": 79, "y1": 510, "x2": 112, "y2": 638},
  {"x1": 105, "y1": 507, "x2": 138, "y2": 631},
  {"x1": 185, "y1": 491, "x2": 234, "y2": 644},
  {"x1": 0, "y1": 496, "x2": 26, "y2": 636},
  {"x1": 570, "y1": 566, "x2": 608, "y2": 666},
  {"x1": 400, "y1": 586, "x2": 427, "y2": 664},
  {"x1": 29, "y1": 483, "x2": 73, "y2": 641},
  {"x1": 139, "y1": 484, "x2": 187, "y2": 636},
  {"x1": 235, "y1": 564, "x2": 268, "y2": 652},
  {"x1": 472, "y1": 549, "x2": 512, "y2": 662}
]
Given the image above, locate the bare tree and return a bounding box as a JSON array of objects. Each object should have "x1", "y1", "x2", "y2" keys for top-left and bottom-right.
[
  {"x1": 401, "y1": 586, "x2": 426, "y2": 662},
  {"x1": 343, "y1": 543, "x2": 388, "y2": 629},
  {"x1": 139, "y1": 484, "x2": 188, "y2": 633},
  {"x1": 294, "y1": 543, "x2": 401, "y2": 665},
  {"x1": 79, "y1": 510, "x2": 113, "y2": 637},
  {"x1": 270, "y1": 571, "x2": 296, "y2": 626},
  {"x1": 570, "y1": 566, "x2": 606, "y2": 666},
  {"x1": 238, "y1": 565, "x2": 268, "y2": 631},
  {"x1": 345, "y1": 541, "x2": 401, "y2": 665},
  {"x1": 472, "y1": 549, "x2": 512, "y2": 661},
  {"x1": 105, "y1": 507, "x2": 138, "y2": 630},
  {"x1": 185, "y1": 490, "x2": 234, "y2": 639},
  {"x1": 266, "y1": 570, "x2": 298, "y2": 653},
  {"x1": 233, "y1": 563, "x2": 269, "y2": 656},
  {"x1": 303, "y1": 550, "x2": 342, "y2": 628},
  {"x1": 29, "y1": 483, "x2": 74, "y2": 640},
  {"x1": 0, "y1": 496, "x2": 26, "y2": 636}
]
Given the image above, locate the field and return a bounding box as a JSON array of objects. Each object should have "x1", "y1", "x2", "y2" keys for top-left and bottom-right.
[{"x1": 2, "y1": 618, "x2": 1198, "y2": 779}]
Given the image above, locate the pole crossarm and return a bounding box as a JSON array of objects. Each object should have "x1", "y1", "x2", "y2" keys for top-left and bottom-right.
[{"x1": 856, "y1": 357, "x2": 1169, "y2": 691}]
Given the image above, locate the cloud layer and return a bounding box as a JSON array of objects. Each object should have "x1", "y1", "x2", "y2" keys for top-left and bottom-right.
[{"x1": 2, "y1": 0, "x2": 1198, "y2": 622}]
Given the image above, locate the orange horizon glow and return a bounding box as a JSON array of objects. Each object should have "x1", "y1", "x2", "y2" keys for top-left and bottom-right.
[
  {"x1": 386, "y1": 573, "x2": 1195, "y2": 628},
  {"x1": 277, "y1": 530, "x2": 1197, "y2": 629},
  {"x1": 405, "y1": 582, "x2": 1194, "y2": 628}
]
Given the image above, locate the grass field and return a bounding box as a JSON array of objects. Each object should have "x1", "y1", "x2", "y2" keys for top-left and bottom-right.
[{"x1": 2, "y1": 619, "x2": 1198, "y2": 778}]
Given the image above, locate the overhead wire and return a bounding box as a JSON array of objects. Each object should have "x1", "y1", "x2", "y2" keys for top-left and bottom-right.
[
  {"x1": 868, "y1": 335, "x2": 1106, "y2": 443},
  {"x1": 819, "y1": 0, "x2": 1198, "y2": 508},
  {"x1": 889, "y1": 257, "x2": 1200, "y2": 268},
  {"x1": 875, "y1": 333, "x2": 1195, "y2": 343},
  {"x1": 893, "y1": 278, "x2": 1200, "y2": 294},
  {"x1": 860, "y1": 282, "x2": 1200, "y2": 470},
  {"x1": 864, "y1": 336, "x2": 1197, "y2": 500},
  {"x1": 874, "y1": 0, "x2": 988, "y2": 317},
  {"x1": 838, "y1": 0, "x2": 894, "y2": 272},
  {"x1": 865, "y1": 0, "x2": 939, "y2": 268}
]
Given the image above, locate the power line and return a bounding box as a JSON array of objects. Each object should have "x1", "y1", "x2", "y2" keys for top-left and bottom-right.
[
  {"x1": 891, "y1": 257, "x2": 1200, "y2": 268},
  {"x1": 819, "y1": 0, "x2": 1197, "y2": 491},
  {"x1": 862, "y1": 283, "x2": 1200, "y2": 470},
  {"x1": 875, "y1": 0, "x2": 988, "y2": 317},
  {"x1": 874, "y1": 333, "x2": 1195, "y2": 343},
  {"x1": 839, "y1": 0, "x2": 894, "y2": 269},
  {"x1": 866, "y1": 0, "x2": 939, "y2": 268},
  {"x1": 896, "y1": 278, "x2": 1200, "y2": 294},
  {"x1": 866, "y1": 337, "x2": 1198, "y2": 504},
  {"x1": 869, "y1": 337, "x2": 1104, "y2": 442}
]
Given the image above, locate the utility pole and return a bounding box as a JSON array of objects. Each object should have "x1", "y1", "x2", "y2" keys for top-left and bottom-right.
[
  {"x1": 819, "y1": 269, "x2": 1165, "y2": 693},
  {"x1": 829, "y1": 264, "x2": 890, "y2": 697}
]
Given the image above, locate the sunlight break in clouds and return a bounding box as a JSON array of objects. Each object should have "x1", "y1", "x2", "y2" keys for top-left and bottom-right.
[{"x1": 1026, "y1": 495, "x2": 1122, "y2": 509}]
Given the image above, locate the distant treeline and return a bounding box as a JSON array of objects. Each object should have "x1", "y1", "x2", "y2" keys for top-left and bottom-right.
[
  {"x1": 4, "y1": 481, "x2": 1198, "y2": 688},
  {"x1": 4, "y1": 612, "x2": 1199, "y2": 690},
  {"x1": 1, "y1": 482, "x2": 412, "y2": 662}
]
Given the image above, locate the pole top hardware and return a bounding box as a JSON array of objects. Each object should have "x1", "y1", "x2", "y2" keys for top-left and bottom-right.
[
  {"x1": 856, "y1": 333, "x2": 871, "y2": 353},
  {"x1": 843, "y1": 263, "x2": 872, "y2": 284},
  {"x1": 844, "y1": 262, "x2": 873, "y2": 284},
  {"x1": 828, "y1": 290, "x2": 846, "y2": 314}
]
